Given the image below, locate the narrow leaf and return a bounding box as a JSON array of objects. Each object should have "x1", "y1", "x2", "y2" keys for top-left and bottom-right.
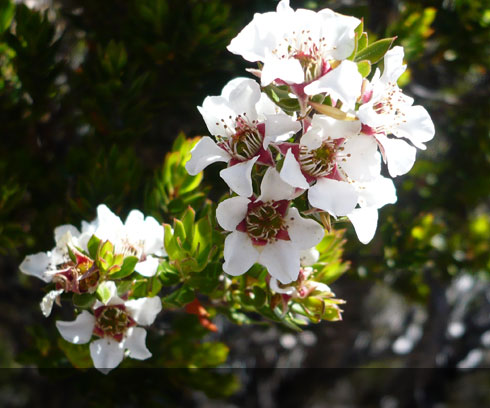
[{"x1": 354, "y1": 37, "x2": 396, "y2": 64}]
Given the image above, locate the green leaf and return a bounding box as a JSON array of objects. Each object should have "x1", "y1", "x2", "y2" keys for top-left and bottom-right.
[
  {"x1": 58, "y1": 338, "x2": 92, "y2": 369},
  {"x1": 357, "y1": 60, "x2": 372, "y2": 78},
  {"x1": 0, "y1": 0, "x2": 15, "y2": 33},
  {"x1": 109, "y1": 255, "x2": 139, "y2": 279},
  {"x1": 277, "y1": 97, "x2": 301, "y2": 113},
  {"x1": 252, "y1": 286, "x2": 266, "y2": 308},
  {"x1": 181, "y1": 207, "x2": 196, "y2": 239},
  {"x1": 87, "y1": 235, "x2": 101, "y2": 259},
  {"x1": 164, "y1": 223, "x2": 180, "y2": 259},
  {"x1": 190, "y1": 342, "x2": 229, "y2": 367},
  {"x1": 72, "y1": 293, "x2": 97, "y2": 309},
  {"x1": 358, "y1": 32, "x2": 368, "y2": 52},
  {"x1": 158, "y1": 262, "x2": 181, "y2": 285},
  {"x1": 162, "y1": 285, "x2": 194, "y2": 308},
  {"x1": 354, "y1": 37, "x2": 396, "y2": 64}
]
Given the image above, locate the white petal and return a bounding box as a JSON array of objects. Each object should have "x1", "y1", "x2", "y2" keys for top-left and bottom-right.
[
  {"x1": 94, "y1": 204, "x2": 124, "y2": 242},
  {"x1": 286, "y1": 207, "x2": 325, "y2": 250},
  {"x1": 300, "y1": 126, "x2": 324, "y2": 150},
  {"x1": 56, "y1": 310, "x2": 95, "y2": 344},
  {"x1": 227, "y1": 11, "x2": 283, "y2": 62},
  {"x1": 124, "y1": 327, "x2": 152, "y2": 360},
  {"x1": 347, "y1": 207, "x2": 379, "y2": 244},
  {"x1": 261, "y1": 57, "x2": 304, "y2": 86},
  {"x1": 318, "y1": 9, "x2": 360, "y2": 60},
  {"x1": 263, "y1": 113, "x2": 301, "y2": 148},
  {"x1": 54, "y1": 225, "x2": 80, "y2": 245},
  {"x1": 357, "y1": 176, "x2": 397, "y2": 209},
  {"x1": 380, "y1": 46, "x2": 406, "y2": 84},
  {"x1": 220, "y1": 156, "x2": 258, "y2": 197},
  {"x1": 19, "y1": 252, "x2": 52, "y2": 282},
  {"x1": 376, "y1": 134, "x2": 417, "y2": 177},
  {"x1": 40, "y1": 289, "x2": 64, "y2": 317},
  {"x1": 304, "y1": 60, "x2": 362, "y2": 109},
  {"x1": 125, "y1": 296, "x2": 162, "y2": 326},
  {"x1": 393, "y1": 105, "x2": 435, "y2": 150},
  {"x1": 198, "y1": 96, "x2": 236, "y2": 136},
  {"x1": 308, "y1": 178, "x2": 358, "y2": 217},
  {"x1": 124, "y1": 210, "x2": 144, "y2": 234},
  {"x1": 223, "y1": 231, "x2": 259, "y2": 277},
  {"x1": 222, "y1": 77, "x2": 261, "y2": 122},
  {"x1": 311, "y1": 114, "x2": 361, "y2": 140},
  {"x1": 90, "y1": 337, "x2": 124, "y2": 374},
  {"x1": 256, "y1": 92, "x2": 281, "y2": 116},
  {"x1": 340, "y1": 134, "x2": 381, "y2": 181},
  {"x1": 185, "y1": 137, "x2": 230, "y2": 175},
  {"x1": 142, "y1": 217, "x2": 166, "y2": 256},
  {"x1": 269, "y1": 277, "x2": 296, "y2": 295},
  {"x1": 257, "y1": 167, "x2": 296, "y2": 202},
  {"x1": 216, "y1": 196, "x2": 250, "y2": 231},
  {"x1": 300, "y1": 247, "x2": 320, "y2": 266},
  {"x1": 259, "y1": 240, "x2": 300, "y2": 284},
  {"x1": 276, "y1": 0, "x2": 292, "y2": 13},
  {"x1": 280, "y1": 148, "x2": 309, "y2": 189},
  {"x1": 135, "y1": 256, "x2": 159, "y2": 277}
]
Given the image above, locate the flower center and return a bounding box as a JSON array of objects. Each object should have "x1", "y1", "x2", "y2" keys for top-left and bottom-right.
[
  {"x1": 118, "y1": 237, "x2": 144, "y2": 259},
  {"x1": 216, "y1": 114, "x2": 263, "y2": 161},
  {"x1": 245, "y1": 201, "x2": 287, "y2": 244},
  {"x1": 94, "y1": 305, "x2": 135, "y2": 342},
  {"x1": 272, "y1": 31, "x2": 330, "y2": 83},
  {"x1": 299, "y1": 142, "x2": 337, "y2": 178},
  {"x1": 229, "y1": 116, "x2": 262, "y2": 160}
]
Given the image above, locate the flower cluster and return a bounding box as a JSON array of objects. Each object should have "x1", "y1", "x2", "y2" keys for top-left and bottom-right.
[
  {"x1": 187, "y1": 0, "x2": 434, "y2": 291},
  {"x1": 20, "y1": 204, "x2": 165, "y2": 373}
]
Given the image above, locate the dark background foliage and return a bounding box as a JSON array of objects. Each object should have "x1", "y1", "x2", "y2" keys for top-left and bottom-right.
[{"x1": 0, "y1": 0, "x2": 489, "y2": 407}]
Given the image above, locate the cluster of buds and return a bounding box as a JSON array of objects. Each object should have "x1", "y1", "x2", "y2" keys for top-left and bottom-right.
[
  {"x1": 20, "y1": 205, "x2": 165, "y2": 373},
  {"x1": 186, "y1": 0, "x2": 434, "y2": 302}
]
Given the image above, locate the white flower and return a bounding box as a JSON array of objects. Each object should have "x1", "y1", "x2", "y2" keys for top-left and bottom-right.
[
  {"x1": 216, "y1": 168, "x2": 324, "y2": 284},
  {"x1": 357, "y1": 46, "x2": 435, "y2": 177},
  {"x1": 20, "y1": 224, "x2": 99, "y2": 317},
  {"x1": 227, "y1": 1, "x2": 361, "y2": 107},
  {"x1": 93, "y1": 205, "x2": 166, "y2": 278},
  {"x1": 185, "y1": 77, "x2": 301, "y2": 196},
  {"x1": 56, "y1": 281, "x2": 162, "y2": 374},
  {"x1": 278, "y1": 114, "x2": 381, "y2": 218}
]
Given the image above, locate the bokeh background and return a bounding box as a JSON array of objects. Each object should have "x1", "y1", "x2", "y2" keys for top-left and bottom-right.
[{"x1": 1, "y1": 0, "x2": 489, "y2": 407}]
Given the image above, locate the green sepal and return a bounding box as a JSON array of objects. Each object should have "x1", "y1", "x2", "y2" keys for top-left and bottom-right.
[
  {"x1": 67, "y1": 245, "x2": 77, "y2": 263},
  {"x1": 354, "y1": 37, "x2": 396, "y2": 64},
  {"x1": 357, "y1": 60, "x2": 372, "y2": 77},
  {"x1": 72, "y1": 292, "x2": 97, "y2": 309},
  {"x1": 96, "y1": 282, "x2": 112, "y2": 304},
  {"x1": 109, "y1": 255, "x2": 139, "y2": 279},
  {"x1": 87, "y1": 235, "x2": 101, "y2": 259},
  {"x1": 99, "y1": 240, "x2": 114, "y2": 261}
]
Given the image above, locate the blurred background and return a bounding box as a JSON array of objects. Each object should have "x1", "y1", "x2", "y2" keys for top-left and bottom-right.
[{"x1": 0, "y1": 0, "x2": 489, "y2": 406}]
